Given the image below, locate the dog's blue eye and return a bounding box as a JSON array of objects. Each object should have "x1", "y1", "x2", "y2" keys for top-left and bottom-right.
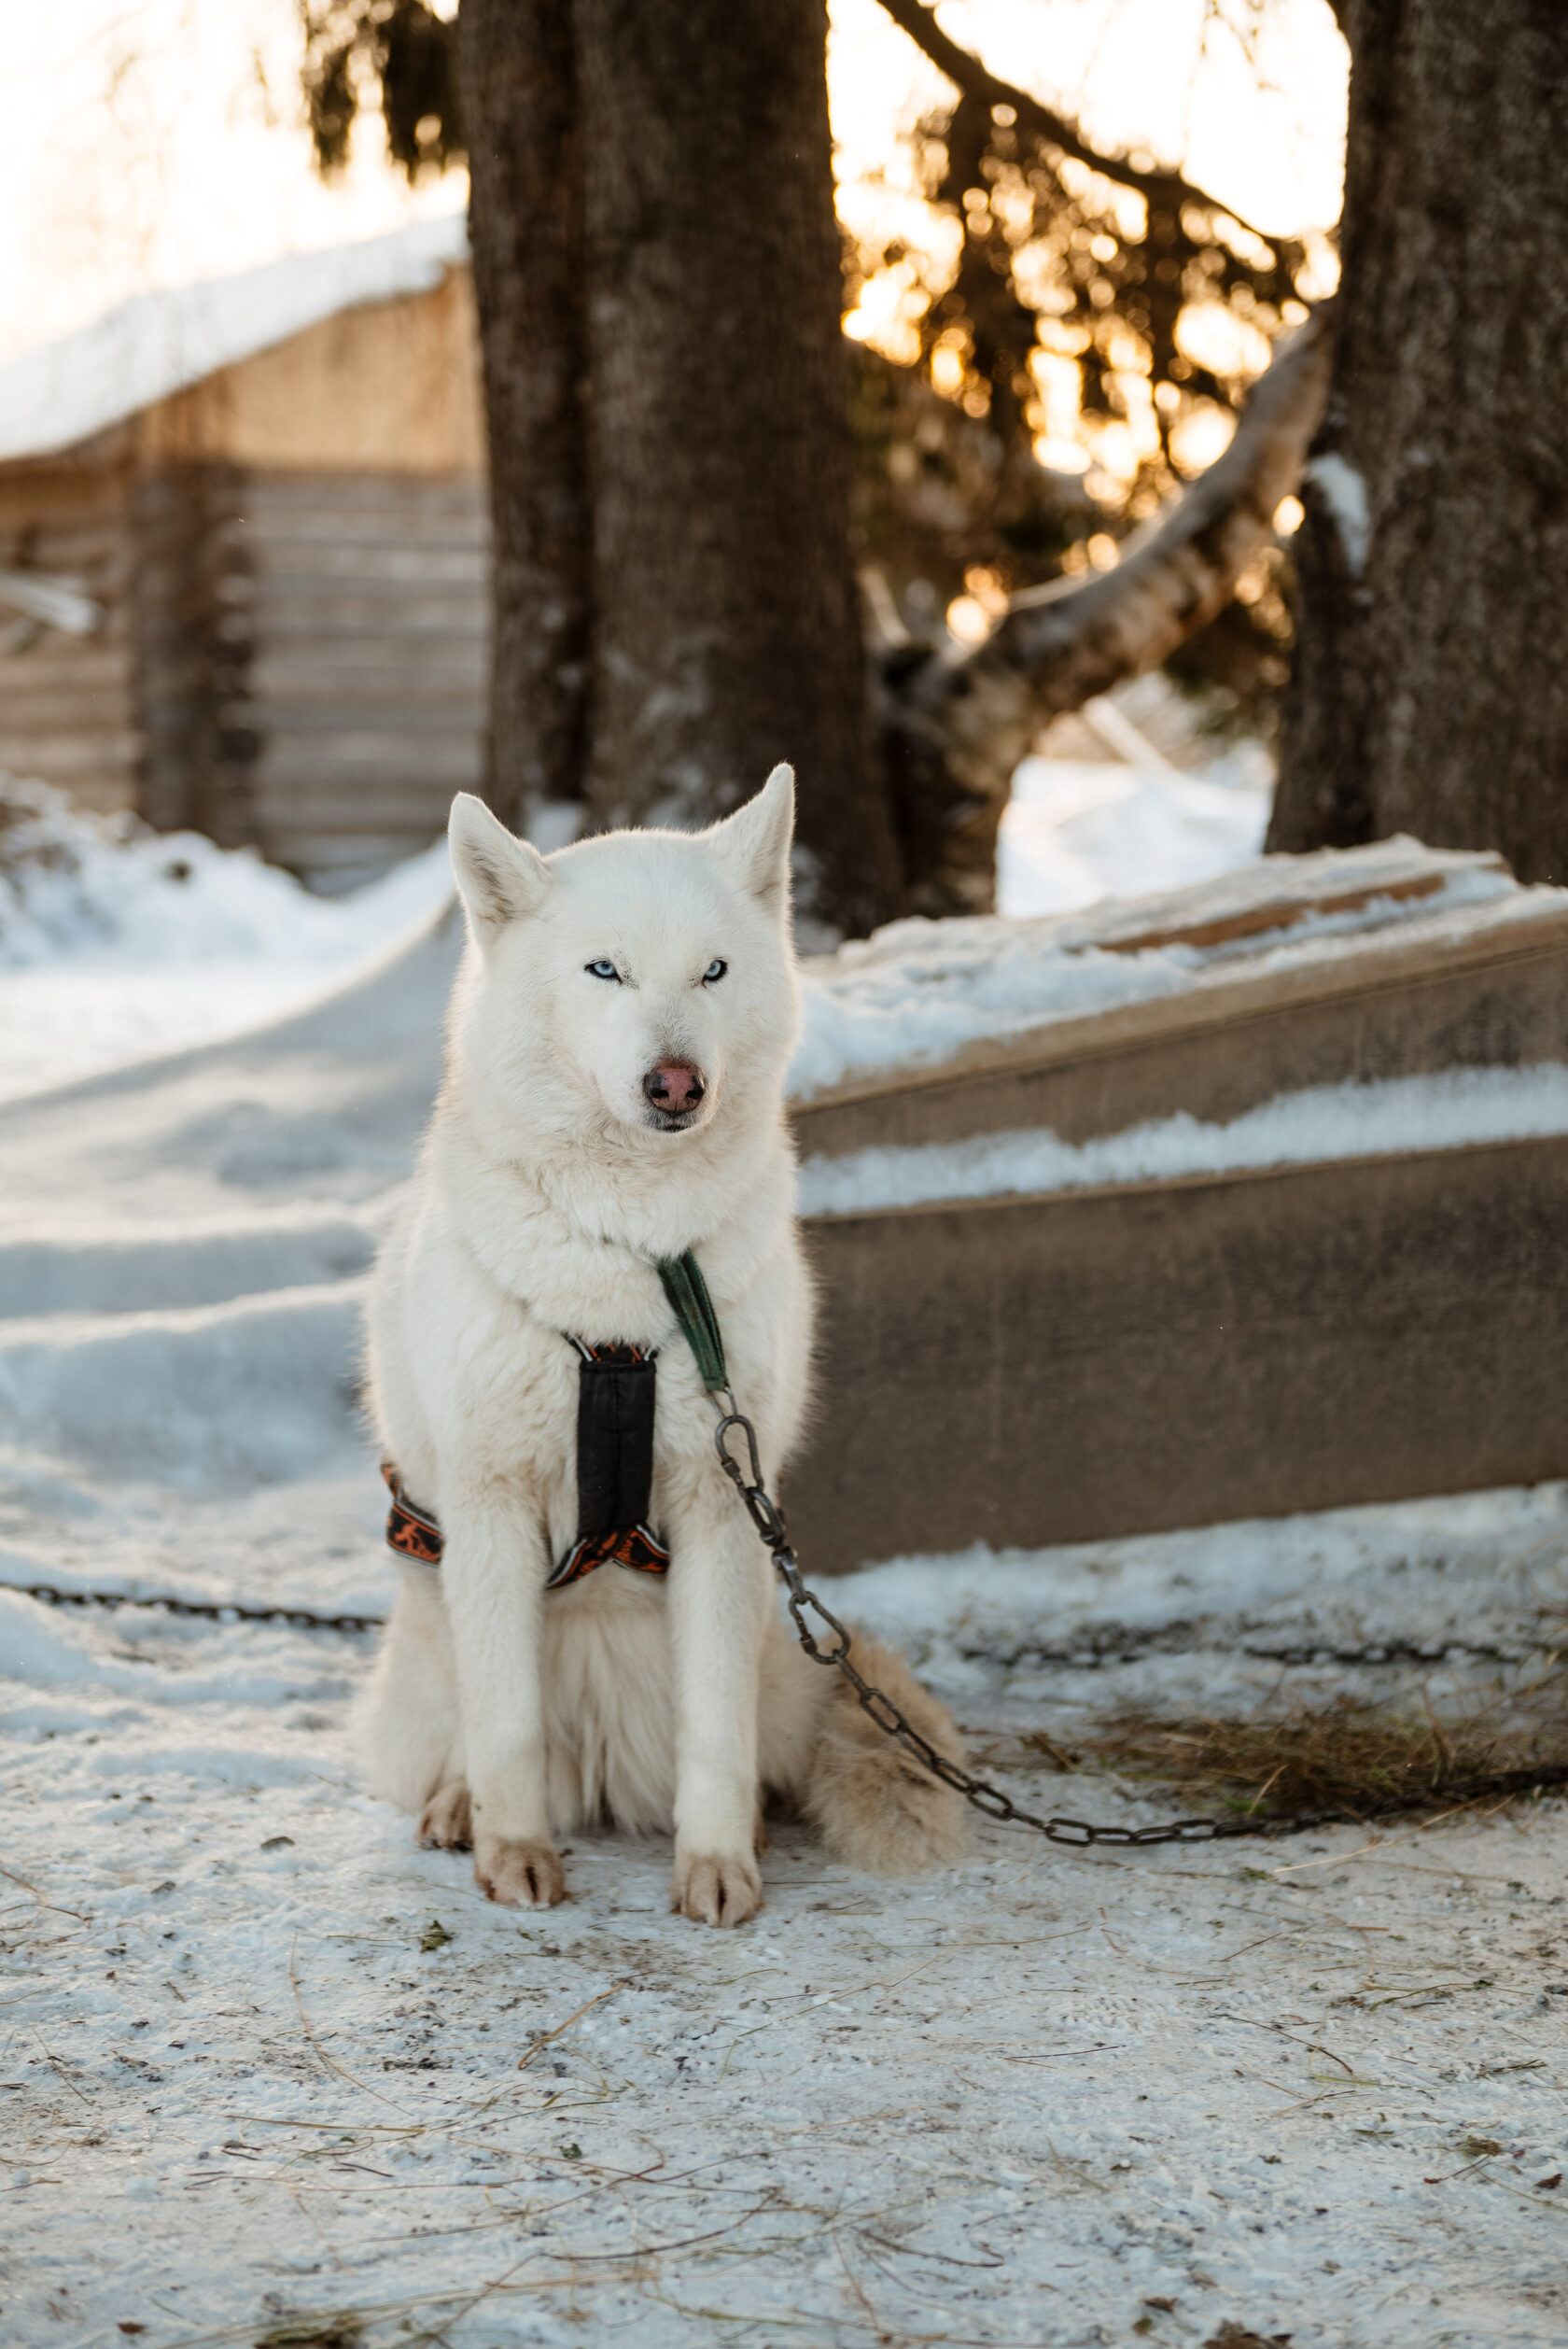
[
  {"x1": 702, "y1": 960, "x2": 728, "y2": 984},
  {"x1": 586, "y1": 959, "x2": 621, "y2": 983}
]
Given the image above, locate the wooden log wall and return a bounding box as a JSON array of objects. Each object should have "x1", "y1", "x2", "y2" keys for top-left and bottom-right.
[
  {"x1": 119, "y1": 465, "x2": 488, "y2": 884},
  {"x1": 231, "y1": 471, "x2": 488, "y2": 887},
  {"x1": 2, "y1": 265, "x2": 489, "y2": 877},
  {"x1": 129, "y1": 462, "x2": 259, "y2": 843},
  {"x1": 0, "y1": 459, "x2": 139, "y2": 814}
]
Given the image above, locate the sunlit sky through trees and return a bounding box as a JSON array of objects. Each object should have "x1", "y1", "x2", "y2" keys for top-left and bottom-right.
[{"x1": 2, "y1": 0, "x2": 1347, "y2": 485}]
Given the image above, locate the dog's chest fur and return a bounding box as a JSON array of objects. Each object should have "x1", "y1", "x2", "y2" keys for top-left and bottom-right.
[{"x1": 371, "y1": 1095, "x2": 806, "y2": 1554}]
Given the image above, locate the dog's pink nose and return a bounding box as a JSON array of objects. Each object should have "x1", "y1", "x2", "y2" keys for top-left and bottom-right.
[{"x1": 643, "y1": 1060, "x2": 706, "y2": 1115}]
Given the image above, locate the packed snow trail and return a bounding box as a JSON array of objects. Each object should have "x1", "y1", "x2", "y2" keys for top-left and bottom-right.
[{"x1": 4, "y1": 876, "x2": 1568, "y2": 2346}]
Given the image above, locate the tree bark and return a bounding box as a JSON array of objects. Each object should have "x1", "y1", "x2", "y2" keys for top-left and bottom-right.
[
  {"x1": 1267, "y1": 0, "x2": 1568, "y2": 882},
  {"x1": 456, "y1": 0, "x2": 589, "y2": 835},
  {"x1": 573, "y1": 0, "x2": 902, "y2": 935},
  {"x1": 887, "y1": 315, "x2": 1333, "y2": 912}
]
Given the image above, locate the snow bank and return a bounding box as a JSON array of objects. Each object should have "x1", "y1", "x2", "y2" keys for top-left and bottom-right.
[
  {"x1": 996, "y1": 746, "x2": 1270, "y2": 919},
  {"x1": 0, "y1": 1280, "x2": 365, "y2": 1486},
  {"x1": 0, "y1": 1587, "x2": 354, "y2": 1713},
  {"x1": 791, "y1": 845, "x2": 1519, "y2": 1102},
  {"x1": 2, "y1": 1204, "x2": 383, "y2": 1318},
  {"x1": 799, "y1": 1061, "x2": 1568, "y2": 1215},
  {"x1": 0, "y1": 777, "x2": 450, "y2": 970},
  {"x1": 0, "y1": 212, "x2": 469, "y2": 464},
  {"x1": 833, "y1": 1481, "x2": 1568, "y2": 1672},
  {"x1": 0, "y1": 776, "x2": 453, "y2": 1099}
]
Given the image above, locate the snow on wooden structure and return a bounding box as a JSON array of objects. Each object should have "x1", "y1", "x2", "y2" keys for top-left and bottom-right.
[
  {"x1": 786, "y1": 840, "x2": 1568, "y2": 1563},
  {"x1": 0, "y1": 216, "x2": 484, "y2": 888}
]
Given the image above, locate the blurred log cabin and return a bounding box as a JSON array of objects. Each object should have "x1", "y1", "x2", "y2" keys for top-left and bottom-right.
[{"x1": 0, "y1": 216, "x2": 485, "y2": 889}]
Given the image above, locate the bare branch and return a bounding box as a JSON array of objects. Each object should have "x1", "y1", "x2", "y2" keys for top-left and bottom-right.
[
  {"x1": 875, "y1": 0, "x2": 1273, "y2": 242},
  {"x1": 885, "y1": 308, "x2": 1336, "y2": 910}
]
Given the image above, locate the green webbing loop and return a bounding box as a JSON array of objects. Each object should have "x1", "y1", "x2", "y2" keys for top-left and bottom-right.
[{"x1": 658, "y1": 1250, "x2": 729, "y2": 1393}]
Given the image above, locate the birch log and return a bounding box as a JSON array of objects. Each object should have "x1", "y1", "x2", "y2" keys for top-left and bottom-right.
[{"x1": 883, "y1": 311, "x2": 1335, "y2": 914}]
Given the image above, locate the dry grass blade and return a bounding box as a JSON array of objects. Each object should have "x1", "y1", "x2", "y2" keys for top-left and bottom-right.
[
  {"x1": 517, "y1": 1980, "x2": 628, "y2": 2072},
  {"x1": 0, "y1": 1862, "x2": 90, "y2": 1920},
  {"x1": 1065, "y1": 1694, "x2": 1568, "y2": 1823}
]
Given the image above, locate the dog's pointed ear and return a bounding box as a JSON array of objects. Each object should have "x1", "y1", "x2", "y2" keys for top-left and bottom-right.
[
  {"x1": 707, "y1": 765, "x2": 795, "y2": 912},
  {"x1": 448, "y1": 793, "x2": 552, "y2": 943}
]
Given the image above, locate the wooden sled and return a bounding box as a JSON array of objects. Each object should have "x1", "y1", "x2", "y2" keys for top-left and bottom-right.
[{"x1": 787, "y1": 842, "x2": 1568, "y2": 1568}]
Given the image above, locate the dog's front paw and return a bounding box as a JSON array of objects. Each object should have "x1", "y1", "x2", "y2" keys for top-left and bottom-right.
[
  {"x1": 417, "y1": 1780, "x2": 472, "y2": 1850},
  {"x1": 670, "y1": 1848, "x2": 763, "y2": 1928},
  {"x1": 474, "y1": 1835, "x2": 566, "y2": 1908}
]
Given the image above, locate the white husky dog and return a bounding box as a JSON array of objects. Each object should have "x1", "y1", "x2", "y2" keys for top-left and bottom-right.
[{"x1": 358, "y1": 767, "x2": 964, "y2": 1925}]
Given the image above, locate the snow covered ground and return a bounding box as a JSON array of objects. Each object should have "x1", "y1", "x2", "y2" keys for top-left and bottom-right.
[
  {"x1": 5, "y1": 839, "x2": 1568, "y2": 2343},
  {"x1": 0, "y1": 780, "x2": 455, "y2": 1104},
  {"x1": 7, "y1": 1568, "x2": 1568, "y2": 2349},
  {"x1": 997, "y1": 745, "x2": 1270, "y2": 920}
]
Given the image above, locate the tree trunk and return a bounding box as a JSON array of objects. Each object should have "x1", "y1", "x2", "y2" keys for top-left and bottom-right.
[
  {"x1": 573, "y1": 0, "x2": 902, "y2": 935},
  {"x1": 1267, "y1": 0, "x2": 1568, "y2": 882},
  {"x1": 457, "y1": 0, "x2": 589, "y2": 836}
]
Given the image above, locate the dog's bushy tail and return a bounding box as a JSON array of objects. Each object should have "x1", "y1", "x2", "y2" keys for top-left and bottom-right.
[{"x1": 804, "y1": 1631, "x2": 968, "y2": 1874}]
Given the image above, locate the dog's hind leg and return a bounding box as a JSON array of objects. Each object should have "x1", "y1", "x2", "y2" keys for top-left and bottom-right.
[
  {"x1": 418, "y1": 1779, "x2": 473, "y2": 1850},
  {"x1": 355, "y1": 1566, "x2": 464, "y2": 1821},
  {"x1": 803, "y1": 1632, "x2": 968, "y2": 1875}
]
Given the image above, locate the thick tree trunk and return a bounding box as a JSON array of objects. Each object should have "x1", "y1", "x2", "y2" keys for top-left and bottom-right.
[
  {"x1": 1267, "y1": 0, "x2": 1568, "y2": 881},
  {"x1": 457, "y1": 0, "x2": 589, "y2": 836},
  {"x1": 451, "y1": 2, "x2": 1330, "y2": 929},
  {"x1": 573, "y1": 0, "x2": 902, "y2": 935}
]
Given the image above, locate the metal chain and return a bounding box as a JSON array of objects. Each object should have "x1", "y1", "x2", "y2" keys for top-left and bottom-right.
[
  {"x1": 7, "y1": 1582, "x2": 384, "y2": 1635},
  {"x1": 16, "y1": 1448, "x2": 1568, "y2": 1850},
  {"x1": 708, "y1": 1404, "x2": 1568, "y2": 1849}
]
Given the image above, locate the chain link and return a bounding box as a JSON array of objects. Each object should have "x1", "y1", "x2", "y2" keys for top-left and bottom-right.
[
  {"x1": 710, "y1": 1405, "x2": 1568, "y2": 1850},
  {"x1": 7, "y1": 1581, "x2": 384, "y2": 1636},
  {"x1": 15, "y1": 1451, "x2": 1568, "y2": 1851}
]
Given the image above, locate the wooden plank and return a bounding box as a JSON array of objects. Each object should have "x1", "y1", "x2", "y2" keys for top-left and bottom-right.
[
  {"x1": 266, "y1": 830, "x2": 444, "y2": 876},
  {"x1": 242, "y1": 472, "x2": 486, "y2": 517},
  {"x1": 0, "y1": 734, "x2": 139, "y2": 782},
  {"x1": 240, "y1": 511, "x2": 489, "y2": 553},
  {"x1": 794, "y1": 911, "x2": 1568, "y2": 1160},
  {"x1": 228, "y1": 689, "x2": 483, "y2": 729},
  {"x1": 0, "y1": 645, "x2": 131, "y2": 691},
  {"x1": 248, "y1": 589, "x2": 490, "y2": 636},
  {"x1": 252, "y1": 734, "x2": 483, "y2": 783},
  {"x1": 785, "y1": 1136, "x2": 1568, "y2": 1568},
  {"x1": 0, "y1": 687, "x2": 137, "y2": 733},
  {"x1": 252, "y1": 807, "x2": 469, "y2": 841},
  {"x1": 0, "y1": 477, "x2": 129, "y2": 531},
  {"x1": 246, "y1": 653, "x2": 485, "y2": 701},
  {"x1": 246, "y1": 542, "x2": 489, "y2": 587},
  {"x1": 7, "y1": 514, "x2": 130, "y2": 555},
  {"x1": 251, "y1": 795, "x2": 469, "y2": 838}
]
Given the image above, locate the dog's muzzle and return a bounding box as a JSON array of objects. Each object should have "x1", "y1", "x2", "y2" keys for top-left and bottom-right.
[{"x1": 641, "y1": 1059, "x2": 707, "y2": 1130}]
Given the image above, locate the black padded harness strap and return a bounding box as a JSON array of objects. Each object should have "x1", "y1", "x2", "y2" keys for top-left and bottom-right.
[
  {"x1": 382, "y1": 1341, "x2": 669, "y2": 1588},
  {"x1": 545, "y1": 1342, "x2": 669, "y2": 1587}
]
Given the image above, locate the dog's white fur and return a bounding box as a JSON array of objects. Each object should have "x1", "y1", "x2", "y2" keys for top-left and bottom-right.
[{"x1": 357, "y1": 767, "x2": 964, "y2": 1925}]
